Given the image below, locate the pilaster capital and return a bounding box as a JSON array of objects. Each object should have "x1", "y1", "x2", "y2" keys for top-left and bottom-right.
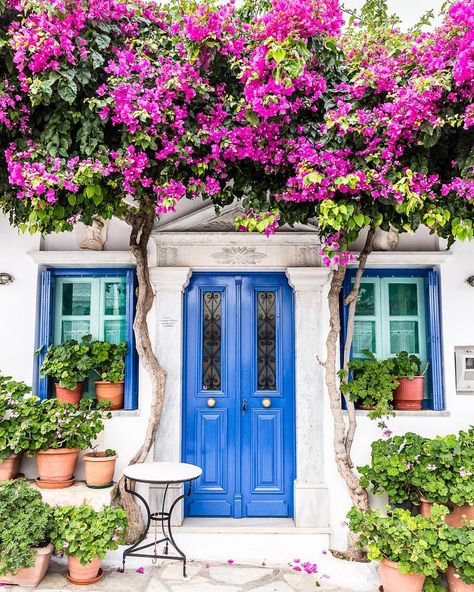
[
  {"x1": 149, "y1": 267, "x2": 192, "y2": 292},
  {"x1": 286, "y1": 267, "x2": 331, "y2": 292}
]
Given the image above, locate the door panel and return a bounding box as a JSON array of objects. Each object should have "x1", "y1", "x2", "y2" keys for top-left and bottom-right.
[{"x1": 183, "y1": 273, "x2": 294, "y2": 518}]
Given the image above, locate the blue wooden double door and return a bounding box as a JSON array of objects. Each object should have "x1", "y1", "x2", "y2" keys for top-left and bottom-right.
[{"x1": 183, "y1": 272, "x2": 295, "y2": 518}]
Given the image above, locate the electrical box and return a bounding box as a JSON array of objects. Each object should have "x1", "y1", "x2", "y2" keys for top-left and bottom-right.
[{"x1": 455, "y1": 347, "x2": 474, "y2": 392}]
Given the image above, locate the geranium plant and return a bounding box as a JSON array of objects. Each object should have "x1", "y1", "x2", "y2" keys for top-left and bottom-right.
[
  {"x1": 51, "y1": 505, "x2": 127, "y2": 565},
  {"x1": 21, "y1": 398, "x2": 111, "y2": 454},
  {"x1": 39, "y1": 337, "x2": 95, "y2": 391},
  {"x1": 340, "y1": 352, "x2": 398, "y2": 420},
  {"x1": 0, "y1": 479, "x2": 54, "y2": 576},
  {"x1": 444, "y1": 523, "x2": 474, "y2": 584},
  {"x1": 90, "y1": 341, "x2": 127, "y2": 384},
  {"x1": 347, "y1": 504, "x2": 450, "y2": 578},
  {"x1": 450, "y1": 427, "x2": 474, "y2": 507},
  {"x1": 392, "y1": 352, "x2": 423, "y2": 380}
]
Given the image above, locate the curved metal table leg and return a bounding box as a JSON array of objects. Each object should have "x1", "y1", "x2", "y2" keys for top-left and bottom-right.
[{"x1": 122, "y1": 477, "x2": 153, "y2": 572}]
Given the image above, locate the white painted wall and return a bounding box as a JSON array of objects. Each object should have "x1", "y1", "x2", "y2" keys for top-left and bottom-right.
[{"x1": 344, "y1": 0, "x2": 445, "y2": 28}]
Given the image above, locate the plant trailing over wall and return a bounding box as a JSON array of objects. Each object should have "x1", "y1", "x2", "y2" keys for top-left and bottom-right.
[
  {"x1": 89, "y1": 341, "x2": 127, "y2": 384},
  {"x1": 39, "y1": 337, "x2": 95, "y2": 390},
  {"x1": 347, "y1": 504, "x2": 451, "y2": 578},
  {"x1": 20, "y1": 398, "x2": 111, "y2": 454},
  {"x1": 0, "y1": 374, "x2": 37, "y2": 462},
  {"x1": 0, "y1": 479, "x2": 54, "y2": 576},
  {"x1": 51, "y1": 505, "x2": 127, "y2": 565},
  {"x1": 340, "y1": 352, "x2": 398, "y2": 420}
]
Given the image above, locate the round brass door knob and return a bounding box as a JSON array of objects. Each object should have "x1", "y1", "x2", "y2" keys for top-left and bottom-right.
[
  {"x1": 207, "y1": 398, "x2": 217, "y2": 408},
  {"x1": 262, "y1": 398, "x2": 272, "y2": 408}
]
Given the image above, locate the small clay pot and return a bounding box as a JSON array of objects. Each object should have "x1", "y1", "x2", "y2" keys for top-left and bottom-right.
[
  {"x1": 83, "y1": 452, "x2": 117, "y2": 487},
  {"x1": 94, "y1": 381, "x2": 124, "y2": 410},
  {"x1": 420, "y1": 498, "x2": 433, "y2": 518},
  {"x1": 0, "y1": 452, "x2": 22, "y2": 480},
  {"x1": 379, "y1": 558, "x2": 425, "y2": 592},
  {"x1": 55, "y1": 383, "x2": 83, "y2": 405},
  {"x1": 0, "y1": 544, "x2": 53, "y2": 587},
  {"x1": 446, "y1": 505, "x2": 474, "y2": 527},
  {"x1": 394, "y1": 376, "x2": 424, "y2": 411},
  {"x1": 68, "y1": 556, "x2": 101, "y2": 583},
  {"x1": 36, "y1": 448, "x2": 79, "y2": 486},
  {"x1": 447, "y1": 566, "x2": 474, "y2": 591}
]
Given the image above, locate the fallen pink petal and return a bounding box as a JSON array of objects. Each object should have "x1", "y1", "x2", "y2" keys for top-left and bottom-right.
[{"x1": 136, "y1": 567, "x2": 145, "y2": 574}]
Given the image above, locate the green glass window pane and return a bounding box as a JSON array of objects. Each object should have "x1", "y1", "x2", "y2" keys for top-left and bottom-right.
[
  {"x1": 104, "y1": 281, "x2": 126, "y2": 316},
  {"x1": 389, "y1": 283, "x2": 418, "y2": 316},
  {"x1": 353, "y1": 320, "x2": 376, "y2": 355},
  {"x1": 390, "y1": 320, "x2": 420, "y2": 354},
  {"x1": 355, "y1": 283, "x2": 376, "y2": 316},
  {"x1": 62, "y1": 320, "x2": 90, "y2": 341},
  {"x1": 62, "y1": 283, "x2": 91, "y2": 316},
  {"x1": 104, "y1": 320, "x2": 126, "y2": 344}
]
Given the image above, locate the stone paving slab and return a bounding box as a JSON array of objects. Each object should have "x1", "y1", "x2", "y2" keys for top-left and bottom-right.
[{"x1": 3, "y1": 558, "x2": 356, "y2": 592}]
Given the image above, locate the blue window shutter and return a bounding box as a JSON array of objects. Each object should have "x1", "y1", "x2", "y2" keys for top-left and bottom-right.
[
  {"x1": 427, "y1": 270, "x2": 444, "y2": 410},
  {"x1": 124, "y1": 269, "x2": 139, "y2": 410},
  {"x1": 36, "y1": 270, "x2": 54, "y2": 400}
]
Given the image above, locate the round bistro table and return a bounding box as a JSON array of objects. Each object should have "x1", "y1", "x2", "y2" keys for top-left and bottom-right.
[{"x1": 121, "y1": 461, "x2": 202, "y2": 576}]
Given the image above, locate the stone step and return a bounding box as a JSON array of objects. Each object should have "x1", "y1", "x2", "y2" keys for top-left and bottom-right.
[{"x1": 29, "y1": 480, "x2": 114, "y2": 510}]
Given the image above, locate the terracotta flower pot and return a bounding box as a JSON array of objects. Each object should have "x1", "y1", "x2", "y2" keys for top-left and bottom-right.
[
  {"x1": 379, "y1": 558, "x2": 425, "y2": 592},
  {"x1": 94, "y1": 381, "x2": 124, "y2": 410},
  {"x1": 54, "y1": 383, "x2": 83, "y2": 405},
  {"x1": 446, "y1": 505, "x2": 474, "y2": 527},
  {"x1": 83, "y1": 452, "x2": 117, "y2": 487},
  {"x1": 394, "y1": 376, "x2": 424, "y2": 411},
  {"x1": 0, "y1": 544, "x2": 53, "y2": 587},
  {"x1": 447, "y1": 566, "x2": 474, "y2": 591},
  {"x1": 0, "y1": 452, "x2": 22, "y2": 480},
  {"x1": 68, "y1": 556, "x2": 101, "y2": 583},
  {"x1": 420, "y1": 498, "x2": 433, "y2": 518},
  {"x1": 36, "y1": 448, "x2": 79, "y2": 486}
]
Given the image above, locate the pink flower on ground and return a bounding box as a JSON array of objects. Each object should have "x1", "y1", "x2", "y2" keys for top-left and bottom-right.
[
  {"x1": 136, "y1": 567, "x2": 145, "y2": 574},
  {"x1": 227, "y1": 559, "x2": 234, "y2": 564}
]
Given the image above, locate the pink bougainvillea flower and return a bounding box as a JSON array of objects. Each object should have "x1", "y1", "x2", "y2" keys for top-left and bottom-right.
[
  {"x1": 227, "y1": 559, "x2": 234, "y2": 565},
  {"x1": 136, "y1": 567, "x2": 145, "y2": 574}
]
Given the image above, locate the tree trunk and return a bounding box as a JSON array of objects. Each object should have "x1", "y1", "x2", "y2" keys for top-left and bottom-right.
[
  {"x1": 324, "y1": 231, "x2": 375, "y2": 560},
  {"x1": 111, "y1": 211, "x2": 167, "y2": 544}
]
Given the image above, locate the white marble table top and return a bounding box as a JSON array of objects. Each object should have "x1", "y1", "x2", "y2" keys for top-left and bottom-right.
[{"x1": 123, "y1": 461, "x2": 202, "y2": 484}]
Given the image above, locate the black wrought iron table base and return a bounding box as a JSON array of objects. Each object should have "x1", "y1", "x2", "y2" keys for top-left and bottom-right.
[{"x1": 122, "y1": 478, "x2": 193, "y2": 577}]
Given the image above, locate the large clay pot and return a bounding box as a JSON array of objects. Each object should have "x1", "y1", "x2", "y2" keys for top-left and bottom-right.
[
  {"x1": 446, "y1": 505, "x2": 474, "y2": 527},
  {"x1": 68, "y1": 556, "x2": 101, "y2": 583},
  {"x1": 83, "y1": 452, "x2": 117, "y2": 487},
  {"x1": 447, "y1": 566, "x2": 474, "y2": 591},
  {"x1": 379, "y1": 558, "x2": 425, "y2": 592},
  {"x1": 393, "y1": 377, "x2": 424, "y2": 411},
  {"x1": 54, "y1": 383, "x2": 83, "y2": 405},
  {"x1": 0, "y1": 544, "x2": 53, "y2": 587},
  {"x1": 36, "y1": 448, "x2": 79, "y2": 486},
  {"x1": 0, "y1": 452, "x2": 22, "y2": 480},
  {"x1": 94, "y1": 381, "x2": 124, "y2": 410}
]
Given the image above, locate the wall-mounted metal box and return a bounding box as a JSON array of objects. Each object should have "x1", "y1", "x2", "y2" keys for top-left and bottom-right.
[{"x1": 455, "y1": 346, "x2": 474, "y2": 392}]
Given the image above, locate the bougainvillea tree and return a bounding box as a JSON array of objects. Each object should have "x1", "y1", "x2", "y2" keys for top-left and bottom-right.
[{"x1": 0, "y1": 0, "x2": 473, "y2": 556}]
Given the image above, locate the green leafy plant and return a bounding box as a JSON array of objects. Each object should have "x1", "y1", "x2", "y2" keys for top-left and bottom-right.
[
  {"x1": 51, "y1": 505, "x2": 127, "y2": 565},
  {"x1": 443, "y1": 523, "x2": 474, "y2": 584},
  {"x1": 0, "y1": 375, "x2": 38, "y2": 462},
  {"x1": 347, "y1": 504, "x2": 450, "y2": 578},
  {"x1": 20, "y1": 398, "x2": 111, "y2": 454},
  {"x1": 39, "y1": 336, "x2": 95, "y2": 390},
  {"x1": 358, "y1": 432, "x2": 427, "y2": 505},
  {"x1": 89, "y1": 341, "x2": 128, "y2": 384},
  {"x1": 450, "y1": 427, "x2": 474, "y2": 506},
  {"x1": 392, "y1": 351, "x2": 423, "y2": 379},
  {"x1": 0, "y1": 479, "x2": 54, "y2": 576},
  {"x1": 340, "y1": 352, "x2": 398, "y2": 420}
]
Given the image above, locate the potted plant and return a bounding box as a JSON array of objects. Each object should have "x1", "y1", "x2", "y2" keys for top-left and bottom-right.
[
  {"x1": 392, "y1": 352, "x2": 426, "y2": 411},
  {"x1": 90, "y1": 341, "x2": 128, "y2": 410},
  {"x1": 39, "y1": 336, "x2": 95, "y2": 404},
  {"x1": 0, "y1": 479, "x2": 54, "y2": 586},
  {"x1": 0, "y1": 375, "x2": 37, "y2": 480},
  {"x1": 83, "y1": 448, "x2": 117, "y2": 488},
  {"x1": 448, "y1": 427, "x2": 474, "y2": 527},
  {"x1": 51, "y1": 504, "x2": 127, "y2": 584},
  {"x1": 340, "y1": 352, "x2": 398, "y2": 420},
  {"x1": 26, "y1": 398, "x2": 111, "y2": 489},
  {"x1": 347, "y1": 505, "x2": 450, "y2": 592},
  {"x1": 444, "y1": 524, "x2": 474, "y2": 591}
]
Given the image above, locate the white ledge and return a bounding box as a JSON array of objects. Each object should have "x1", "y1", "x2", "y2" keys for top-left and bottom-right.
[
  {"x1": 28, "y1": 250, "x2": 135, "y2": 268},
  {"x1": 344, "y1": 410, "x2": 450, "y2": 417},
  {"x1": 350, "y1": 250, "x2": 452, "y2": 267}
]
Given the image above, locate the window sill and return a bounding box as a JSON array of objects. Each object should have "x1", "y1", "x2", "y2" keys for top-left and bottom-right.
[
  {"x1": 110, "y1": 410, "x2": 140, "y2": 417},
  {"x1": 343, "y1": 409, "x2": 450, "y2": 417}
]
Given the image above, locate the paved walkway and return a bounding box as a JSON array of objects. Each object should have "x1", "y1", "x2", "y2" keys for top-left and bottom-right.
[{"x1": 5, "y1": 559, "x2": 355, "y2": 592}]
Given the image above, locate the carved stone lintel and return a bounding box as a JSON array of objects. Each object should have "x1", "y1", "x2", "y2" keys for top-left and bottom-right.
[{"x1": 210, "y1": 247, "x2": 268, "y2": 265}]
